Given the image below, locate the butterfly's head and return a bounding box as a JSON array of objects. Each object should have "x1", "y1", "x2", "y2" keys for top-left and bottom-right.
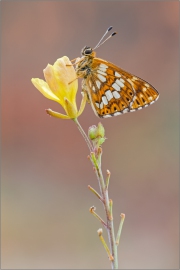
[{"x1": 81, "y1": 46, "x2": 96, "y2": 57}]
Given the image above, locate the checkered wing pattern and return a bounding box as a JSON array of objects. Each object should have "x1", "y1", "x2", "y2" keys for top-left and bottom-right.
[{"x1": 83, "y1": 58, "x2": 159, "y2": 118}]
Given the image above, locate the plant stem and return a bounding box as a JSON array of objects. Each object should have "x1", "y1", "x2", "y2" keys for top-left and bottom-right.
[
  {"x1": 95, "y1": 165, "x2": 118, "y2": 269},
  {"x1": 73, "y1": 119, "x2": 118, "y2": 269},
  {"x1": 73, "y1": 118, "x2": 93, "y2": 152}
]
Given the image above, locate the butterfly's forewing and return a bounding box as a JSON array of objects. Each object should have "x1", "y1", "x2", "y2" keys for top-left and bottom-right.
[{"x1": 84, "y1": 58, "x2": 159, "y2": 118}]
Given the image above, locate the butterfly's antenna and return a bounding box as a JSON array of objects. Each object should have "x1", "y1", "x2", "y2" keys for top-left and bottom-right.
[
  {"x1": 93, "y1": 26, "x2": 113, "y2": 50},
  {"x1": 94, "y1": 32, "x2": 117, "y2": 50}
]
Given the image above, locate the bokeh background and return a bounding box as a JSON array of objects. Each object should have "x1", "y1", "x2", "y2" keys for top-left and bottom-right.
[{"x1": 1, "y1": 1, "x2": 179, "y2": 269}]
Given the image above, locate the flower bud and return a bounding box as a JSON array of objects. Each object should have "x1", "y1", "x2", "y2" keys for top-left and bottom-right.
[
  {"x1": 88, "y1": 123, "x2": 106, "y2": 148},
  {"x1": 96, "y1": 122, "x2": 105, "y2": 138},
  {"x1": 88, "y1": 125, "x2": 98, "y2": 140}
]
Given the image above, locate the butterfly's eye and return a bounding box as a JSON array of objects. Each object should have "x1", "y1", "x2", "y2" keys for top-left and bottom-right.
[
  {"x1": 82, "y1": 46, "x2": 93, "y2": 55},
  {"x1": 85, "y1": 48, "x2": 92, "y2": 55}
]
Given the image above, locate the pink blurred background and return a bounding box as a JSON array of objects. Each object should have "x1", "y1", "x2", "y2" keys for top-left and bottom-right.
[{"x1": 2, "y1": 1, "x2": 179, "y2": 269}]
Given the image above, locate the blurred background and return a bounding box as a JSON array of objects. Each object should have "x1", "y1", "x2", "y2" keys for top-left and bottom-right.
[{"x1": 1, "y1": 1, "x2": 179, "y2": 269}]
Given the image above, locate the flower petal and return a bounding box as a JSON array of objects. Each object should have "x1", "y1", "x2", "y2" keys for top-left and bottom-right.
[
  {"x1": 46, "y1": 109, "x2": 70, "y2": 119},
  {"x1": 54, "y1": 57, "x2": 78, "y2": 103},
  {"x1": 43, "y1": 64, "x2": 67, "y2": 103},
  {"x1": 31, "y1": 78, "x2": 60, "y2": 102}
]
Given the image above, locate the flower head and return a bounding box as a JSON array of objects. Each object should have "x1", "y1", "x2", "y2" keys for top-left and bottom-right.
[{"x1": 31, "y1": 56, "x2": 86, "y2": 119}]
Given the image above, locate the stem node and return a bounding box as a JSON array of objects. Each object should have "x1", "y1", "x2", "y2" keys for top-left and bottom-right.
[{"x1": 90, "y1": 207, "x2": 107, "y2": 228}]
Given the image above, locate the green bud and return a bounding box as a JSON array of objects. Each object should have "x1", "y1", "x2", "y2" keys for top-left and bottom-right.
[
  {"x1": 88, "y1": 125, "x2": 98, "y2": 140},
  {"x1": 96, "y1": 122, "x2": 105, "y2": 138},
  {"x1": 88, "y1": 123, "x2": 106, "y2": 149}
]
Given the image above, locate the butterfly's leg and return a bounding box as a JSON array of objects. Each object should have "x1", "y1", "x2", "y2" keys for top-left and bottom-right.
[
  {"x1": 68, "y1": 77, "x2": 79, "y2": 85},
  {"x1": 66, "y1": 57, "x2": 82, "y2": 67}
]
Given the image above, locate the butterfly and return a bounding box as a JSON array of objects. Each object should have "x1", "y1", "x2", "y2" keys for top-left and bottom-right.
[{"x1": 73, "y1": 26, "x2": 159, "y2": 118}]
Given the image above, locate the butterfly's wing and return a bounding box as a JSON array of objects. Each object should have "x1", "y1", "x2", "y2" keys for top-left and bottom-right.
[{"x1": 83, "y1": 58, "x2": 159, "y2": 118}]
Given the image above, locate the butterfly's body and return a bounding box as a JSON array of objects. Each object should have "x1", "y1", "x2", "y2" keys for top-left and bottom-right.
[{"x1": 75, "y1": 42, "x2": 159, "y2": 118}]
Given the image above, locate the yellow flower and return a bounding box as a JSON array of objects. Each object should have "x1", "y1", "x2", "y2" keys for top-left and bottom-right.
[{"x1": 31, "y1": 56, "x2": 87, "y2": 119}]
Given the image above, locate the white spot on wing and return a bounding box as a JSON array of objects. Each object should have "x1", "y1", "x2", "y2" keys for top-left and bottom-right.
[
  {"x1": 114, "y1": 112, "x2": 122, "y2": 116},
  {"x1": 113, "y1": 91, "x2": 120, "y2": 99},
  {"x1": 112, "y1": 82, "x2": 120, "y2": 91},
  {"x1": 120, "y1": 78, "x2": 125, "y2": 83},
  {"x1": 100, "y1": 102, "x2": 103, "y2": 109},
  {"x1": 103, "y1": 114, "x2": 112, "y2": 118},
  {"x1": 102, "y1": 96, "x2": 108, "y2": 105},
  {"x1": 129, "y1": 101, "x2": 134, "y2": 107},
  {"x1": 115, "y1": 72, "x2": 121, "y2": 77},
  {"x1": 97, "y1": 74, "x2": 106, "y2": 82},
  {"x1": 116, "y1": 79, "x2": 124, "y2": 88},
  {"x1": 96, "y1": 80, "x2": 101, "y2": 89},
  {"x1": 105, "y1": 90, "x2": 113, "y2": 101},
  {"x1": 97, "y1": 69, "x2": 106, "y2": 76},
  {"x1": 122, "y1": 108, "x2": 129, "y2": 113},
  {"x1": 92, "y1": 86, "x2": 96, "y2": 92},
  {"x1": 99, "y1": 67, "x2": 107, "y2": 73},
  {"x1": 99, "y1": 63, "x2": 108, "y2": 70},
  {"x1": 95, "y1": 102, "x2": 100, "y2": 108}
]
